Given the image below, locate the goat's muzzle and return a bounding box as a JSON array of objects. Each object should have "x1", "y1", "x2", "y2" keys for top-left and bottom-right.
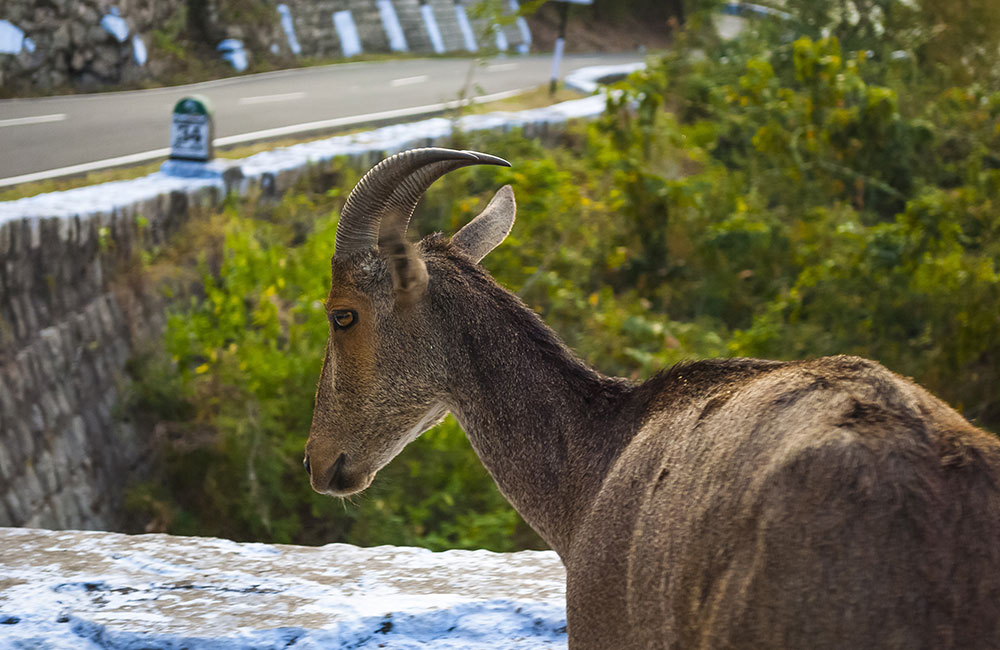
[{"x1": 308, "y1": 452, "x2": 374, "y2": 496}]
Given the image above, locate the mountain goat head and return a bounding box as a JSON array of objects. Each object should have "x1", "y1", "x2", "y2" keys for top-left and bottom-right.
[{"x1": 303, "y1": 148, "x2": 515, "y2": 496}]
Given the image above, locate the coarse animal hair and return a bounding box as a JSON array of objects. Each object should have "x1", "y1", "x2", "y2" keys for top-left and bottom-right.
[{"x1": 304, "y1": 148, "x2": 1000, "y2": 649}]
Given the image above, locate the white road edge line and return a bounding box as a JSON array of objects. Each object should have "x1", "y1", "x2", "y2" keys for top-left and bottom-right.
[
  {"x1": 0, "y1": 149, "x2": 172, "y2": 188},
  {"x1": 0, "y1": 87, "x2": 532, "y2": 189},
  {"x1": 238, "y1": 92, "x2": 307, "y2": 105},
  {"x1": 389, "y1": 75, "x2": 429, "y2": 87},
  {"x1": 0, "y1": 114, "x2": 67, "y2": 128}
]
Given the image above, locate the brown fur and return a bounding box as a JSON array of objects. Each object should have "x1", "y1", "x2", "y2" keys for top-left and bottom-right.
[{"x1": 307, "y1": 217, "x2": 1000, "y2": 648}]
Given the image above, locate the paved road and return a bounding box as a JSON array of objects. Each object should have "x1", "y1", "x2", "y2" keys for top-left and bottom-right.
[{"x1": 0, "y1": 53, "x2": 642, "y2": 186}]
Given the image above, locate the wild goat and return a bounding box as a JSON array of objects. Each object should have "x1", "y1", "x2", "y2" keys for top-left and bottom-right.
[{"x1": 304, "y1": 148, "x2": 1000, "y2": 649}]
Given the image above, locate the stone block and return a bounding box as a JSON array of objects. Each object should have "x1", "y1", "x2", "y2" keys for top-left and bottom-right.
[
  {"x1": 39, "y1": 326, "x2": 65, "y2": 372},
  {"x1": 49, "y1": 429, "x2": 73, "y2": 486},
  {"x1": 18, "y1": 463, "x2": 45, "y2": 512},
  {"x1": 96, "y1": 294, "x2": 117, "y2": 337},
  {"x1": 15, "y1": 421, "x2": 35, "y2": 466},
  {"x1": 53, "y1": 385, "x2": 73, "y2": 420},
  {"x1": 27, "y1": 505, "x2": 60, "y2": 530},
  {"x1": 52, "y1": 487, "x2": 80, "y2": 529},
  {"x1": 19, "y1": 293, "x2": 39, "y2": 333},
  {"x1": 0, "y1": 372, "x2": 15, "y2": 416},
  {"x1": 35, "y1": 342, "x2": 58, "y2": 387},
  {"x1": 29, "y1": 403, "x2": 46, "y2": 435},
  {"x1": 8, "y1": 296, "x2": 28, "y2": 341},
  {"x1": 52, "y1": 23, "x2": 71, "y2": 50},
  {"x1": 0, "y1": 222, "x2": 11, "y2": 257},
  {"x1": 73, "y1": 480, "x2": 96, "y2": 522},
  {"x1": 3, "y1": 491, "x2": 26, "y2": 526},
  {"x1": 69, "y1": 416, "x2": 89, "y2": 458},
  {"x1": 0, "y1": 497, "x2": 14, "y2": 527},
  {"x1": 82, "y1": 410, "x2": 102, "y2": 449},
  {"x1": 34, "y1": 450, "x2": 59, "y2": 494},
  {"x1": 0, "y1": 441, "x2": 16, "y2": 483}
]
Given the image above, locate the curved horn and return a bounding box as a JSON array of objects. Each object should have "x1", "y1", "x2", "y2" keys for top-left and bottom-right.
[{"x1": 334, "y1": 147, "x2": 510, "y2": 256}]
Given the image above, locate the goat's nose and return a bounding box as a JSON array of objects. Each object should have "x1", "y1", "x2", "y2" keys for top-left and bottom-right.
[
  {"x1": 303, "y1": 454, "x2": 311, "y2": 476},
  {"x1": 327, "y1": 453, "x2": 348, "y2": 492}
]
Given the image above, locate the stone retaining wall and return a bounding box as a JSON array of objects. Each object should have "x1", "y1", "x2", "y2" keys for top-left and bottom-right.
[{"x1": 0, "y1": 187, "x2": 221, "y2": 530}]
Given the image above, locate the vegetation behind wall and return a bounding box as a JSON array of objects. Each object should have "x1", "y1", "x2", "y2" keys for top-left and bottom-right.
[{"x1": 125, "y1": 4, "x2": 1000, "y2": 550}]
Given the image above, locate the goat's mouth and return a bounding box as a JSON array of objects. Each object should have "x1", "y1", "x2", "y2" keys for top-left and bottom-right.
[{"x1": 322, "y1": 454, "x2": 375, "y2": 497}]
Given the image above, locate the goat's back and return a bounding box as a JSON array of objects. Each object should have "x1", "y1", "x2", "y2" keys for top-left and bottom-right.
[{"x1": 567, "y1": 356, "x2": 1000, "y2": 649}]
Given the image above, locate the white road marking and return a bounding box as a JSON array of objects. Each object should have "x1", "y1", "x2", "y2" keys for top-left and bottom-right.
[
  {"x1": 390, "y1": 74, "x2": 429, "y2": 87},
  {"x1": 238, "y1": 91, "x2": 306, "y2": 105},
  {"x1": 0, "y1": 113, "x2": 67, "y2": 128},
  {"x1": 486, "y1": 63, "x2": 519, "y2": 72}
]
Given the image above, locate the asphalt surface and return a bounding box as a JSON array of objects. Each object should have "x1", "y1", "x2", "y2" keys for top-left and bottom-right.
[{"x1": 0, "y1": 53, "x2": 642, "y2": 186}]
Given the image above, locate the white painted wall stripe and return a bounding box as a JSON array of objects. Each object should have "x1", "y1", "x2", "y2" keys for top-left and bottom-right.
[
  {"x1": 277, "y1": 4, "x2": 302, "y2": 56},
  {"x1": 509, "y1": 0, "x2": 532, "y2": 52},
  {"x1": 455, "y1": 3, "x2": 478, "y2": 52},
  {"x1": 495, "y1": 26, "x2": 509, "y2": 52},
  {"x1": 420, "y1": 4, "x2": 446, "y2": 55},
  {"x1": 377, "y1": 0, "x2": 408, "y2": 53},
  {"x1": 332, "y1": 10, "x2": 363, "y2": 58}
]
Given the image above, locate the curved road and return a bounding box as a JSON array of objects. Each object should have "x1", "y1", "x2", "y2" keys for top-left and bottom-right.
[{"x1": 0, "y1": 53, "x2": 642, "y2": 187}]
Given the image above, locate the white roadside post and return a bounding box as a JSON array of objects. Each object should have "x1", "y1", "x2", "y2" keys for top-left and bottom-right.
[
  {"x1": 162, "y1": 94, "x2": 243, "y2": 193},
  {"x1": 549, "y1": 0, "x2": 592, "y2": 95},
  {"x1": 169, "y1": 95, "x2": 214, "y2": 163}
]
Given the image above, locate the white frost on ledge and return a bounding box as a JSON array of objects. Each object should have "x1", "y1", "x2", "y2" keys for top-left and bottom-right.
[
  {"x1": 0, "y1": 62, "x2": 644, "y2": 226},
  {"x1": 0, "y1": 527, "x2": 566, "y2": 649}
]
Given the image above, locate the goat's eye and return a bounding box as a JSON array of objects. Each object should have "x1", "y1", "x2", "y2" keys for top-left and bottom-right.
[{"x1": 330, "y1": 309, "x2": 357, "y2": 330}]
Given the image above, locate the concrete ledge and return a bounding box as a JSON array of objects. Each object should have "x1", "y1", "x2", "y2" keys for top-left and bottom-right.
[{"x1": 0, "y1": 527, "x2": 566, "y2": 649}]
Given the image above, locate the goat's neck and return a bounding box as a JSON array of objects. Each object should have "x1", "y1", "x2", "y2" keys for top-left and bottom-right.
[{"x1": 436, "y1": 271, "x2": 636, "y2": 556}]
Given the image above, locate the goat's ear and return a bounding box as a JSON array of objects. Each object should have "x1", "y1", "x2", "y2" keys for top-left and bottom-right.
[
  {"x1": 379, "y1": 212, "x2": 428, "y2": 304},
  {"x1": 452, "y1": 185, "x2": 516, "y2": 263}
]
